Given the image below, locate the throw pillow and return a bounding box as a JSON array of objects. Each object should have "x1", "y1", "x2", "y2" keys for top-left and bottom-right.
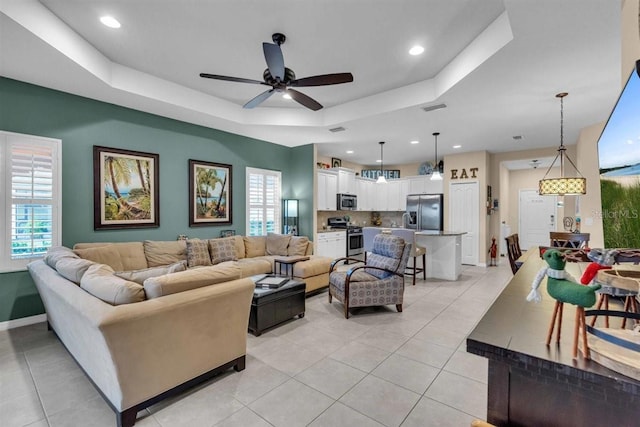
[
  {"x1": 55, "y1": 258, "x2": 96, "y2": 284},
  {"x1": 44, "y1": 246, "x2": 79, "y2": 269},
  {"x1": 287, "y1": 236, "x2": 309, "y2": 256},
  {"x1": 266, "y1": 233, "x2": 291, "y2": 256},
  {"x1": 186, "y1": 239, "x2": 212, "y2": 267},
  {"x1": 80, "y1": 264, "x2": 145, "y2": 305},
  {"x1": 208, "y1": 238, "x2": 238, "y2": 265},
  {"x1": 114, "y1": 261, "x2": 187, "y2": 284},
  {"x1": 74, "y1": 245, "x2": 125, "y2": 271}
]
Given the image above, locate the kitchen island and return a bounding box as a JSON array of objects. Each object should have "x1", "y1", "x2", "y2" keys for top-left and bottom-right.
[
  {"x1": 467, "y1": 250, "x2": 640, "y2": 426},
  {"x1": 414, "y1": 230, "x2": 465, "y2": 280}
]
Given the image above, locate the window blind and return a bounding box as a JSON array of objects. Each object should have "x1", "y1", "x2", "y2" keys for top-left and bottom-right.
[
  {"x1": 246, "y1": 167, "x2": 281, "y2": 236},
  {"x1": 1, "y1": 132, "x2": 61, "y2": 271}
]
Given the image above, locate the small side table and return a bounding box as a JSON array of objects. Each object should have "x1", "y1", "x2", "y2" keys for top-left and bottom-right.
[{"x1": 273, "y1": 256, "x2": 310, "y2": 278}]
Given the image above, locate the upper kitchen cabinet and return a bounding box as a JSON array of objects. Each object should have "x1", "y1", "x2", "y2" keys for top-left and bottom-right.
[
  {"x1": 356, "y1": 177, "x2": 375, "y2": 211},
  {"x1": 407, "y1": 175, "x2": 443, "y2": 194},
  {"x1": 317, "y1": 170, "x2": 338, "y2": 211},
  {"x1": 335, "y1": 168, "x2": 356, "y2": 195}
]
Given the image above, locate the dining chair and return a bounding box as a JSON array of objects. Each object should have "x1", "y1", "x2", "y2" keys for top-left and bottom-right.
[
  {"x1": 550, "y1": 232, "x2": 590, "y2": 249},
  {"x1": 390, "y1": 228, "x2": 426, "y2": 286},
  {"x1": 505, "y1": 233, "x2": 522, "y2": 274},
  {"x1": 590, "y1": 249, "x2": 640, "y2": 329}
]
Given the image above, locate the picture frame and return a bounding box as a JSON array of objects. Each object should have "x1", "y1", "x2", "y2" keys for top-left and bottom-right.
[
  {"x1": 189, "y1": 159, "x2": 232, "y2": 226},
  {"x1": 331, "y1": 157, "x2": 342, "y2": 168},
  {"x1": 93, "y1": 146, "x2": 159, "y2": 230}
]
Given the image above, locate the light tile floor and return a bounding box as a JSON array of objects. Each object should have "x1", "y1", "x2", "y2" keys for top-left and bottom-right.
[{"x1": 0, "y1": 262, "x2": 513, "y2": 427}]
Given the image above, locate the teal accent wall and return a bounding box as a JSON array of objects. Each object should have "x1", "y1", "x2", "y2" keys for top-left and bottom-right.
[{"x1": 0, "y1": 77, "x2": 315, "y2": 322}]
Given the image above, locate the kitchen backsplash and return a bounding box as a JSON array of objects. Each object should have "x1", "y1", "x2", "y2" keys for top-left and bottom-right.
[{"x1": 317, "y1": 211, "x2": 404, "y2": 229}]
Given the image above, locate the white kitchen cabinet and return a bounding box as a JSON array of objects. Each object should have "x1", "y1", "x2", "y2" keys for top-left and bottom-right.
[
  {"x1": 317, "y1": 170, "x2": 338, "y2": 211},
  {"x1": 386, "y1": 179, "x2": 409, "y2": 211},
  {"x1": 335, "y1": 168, "x2": 356, "y2": 195},
  {"x1": 316, "y1": 231, "x2": 346, "y2": 259},
  {"x1": 407, "y1": 175, "x2": 443, "y2": 195},
  {"x1": 356, "y1": 178, "x2": 375, "y2": 211}
]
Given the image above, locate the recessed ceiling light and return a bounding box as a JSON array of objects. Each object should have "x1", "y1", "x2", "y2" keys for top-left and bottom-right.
[
  {"x1": 346, "y1": 150, "x2": 354, "y2": 154},
  {"x1": 410, "y1": 140, "x2": 419, "y2": 145},
  {"x1": 376, "y1": 159, "x2": 382, "y2": 163},
  {"x1": 282, "y1": 93, "x2": 292, "y2": 100},
  {"x1": 409, "y1": 45, "x2": 424, "y2": 56},
  {"x1": 453, "y1": 145, "x2": 462, "y2": 149},
  {"x1": 100, "y1": 16, "x2": 121, "y2": 28}
]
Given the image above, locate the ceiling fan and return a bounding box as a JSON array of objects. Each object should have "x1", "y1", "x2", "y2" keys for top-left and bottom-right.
[{"x1": 200, "y1": 33, "x2": 354, "y2": 111}]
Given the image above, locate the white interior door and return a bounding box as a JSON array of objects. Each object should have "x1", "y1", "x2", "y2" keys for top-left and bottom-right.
[
  {"x1": 518, "y1": 189, "x2": 557, "y2": 250},
  {"x1": 449, "y1": 182, "x2": 479, "y2": 265}
]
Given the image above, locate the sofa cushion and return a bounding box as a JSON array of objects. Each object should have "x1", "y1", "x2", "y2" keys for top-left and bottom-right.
[
  {"x1": 231, "y1": 235, "x2": 245, "y2": 259},
  {"x1": 44, "y1": 246, "x2": 79, "y2": 269},
  {"x1": 80, "y1": 264, "x2": 146, "y2": 305},
  {"x1": 143, "y1": 265, "x2": 242, "y2": 299},
  {"x1": 266, "y1": 233, "x2": 291, "y2": 256},
  {"x1": 287, "y1": 236, "x2": 309, "y2": 256},
  {"x1": 186, "y1": 239, "x2": 212, "y2": 267},
  {"x1": 244, "y1": 236, "x2": 266, "y2": 258},
  {"x1": 55, "y1": 258, "x2": 96, "y2": 284},
  {"x1": 144, "y1": 240, "x2": 187, "y2": 267},
  {"x1": 114, "y1": 261, "x2": 187, "y2": 285},
  {"x1": 234, "y1": 258, "x2": 273, "y2": 277},
  {"x1": 73, "y1": 242, "x2": 148, "y2": 271},
  {"x1": 74, "y1": 245, "x2": 125, "y2": 271},
  {"x1": 292, "y1": 256, "x2": 332, "y2": 278},
  {"x1": 208, "y1": 237, "x2": 238, "y2": 265}
]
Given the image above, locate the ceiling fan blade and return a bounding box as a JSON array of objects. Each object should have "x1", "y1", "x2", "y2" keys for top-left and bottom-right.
[
  {"x1": 290, "y1": 73, "x2": 354, "y2": 87},
  {"x1": 200, "y1": 73, "x2": 265, "y2": 85},
  {"x1": 287, "y1": 89, "x2": 323, "y2": 111},
  {"x1": 243, "y1": 89, "x2": 275, "y2": 109},
  {"x1": 262, "y1": 43, "x2": 285, "y2": 80}
]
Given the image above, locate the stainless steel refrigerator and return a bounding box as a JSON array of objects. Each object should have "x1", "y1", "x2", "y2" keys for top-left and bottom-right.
[{"x1": 405, "y1": 194, "x2": 444, "y2": 231}]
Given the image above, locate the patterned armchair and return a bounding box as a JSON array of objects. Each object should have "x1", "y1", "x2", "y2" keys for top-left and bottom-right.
[{"x1": 328, "y1": 234, "x2": 411, "y2": 319}]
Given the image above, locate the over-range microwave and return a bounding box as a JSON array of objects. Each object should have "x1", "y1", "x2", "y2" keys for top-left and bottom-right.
[{"x1": 337, "y1": 193, "x2": 357, "y2": 210}]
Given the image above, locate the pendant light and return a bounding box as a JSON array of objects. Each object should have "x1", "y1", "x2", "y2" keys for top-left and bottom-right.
[
  {"x1": 539, "y1": 92, "x2": 586, "y2": 196},
  {"x1": 431, "y1": 132, "x2": 443, "y2": 181},
  {"x1": 376, "y1": 141, "x2": 387, "y2": 184}
]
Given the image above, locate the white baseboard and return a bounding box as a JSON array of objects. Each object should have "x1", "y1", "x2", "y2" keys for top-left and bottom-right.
[{"x1": 0, "y1": 314, "x2": 47, "y2": 331}]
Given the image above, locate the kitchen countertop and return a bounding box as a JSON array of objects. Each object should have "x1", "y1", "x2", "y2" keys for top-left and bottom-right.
[
  {"x1": 316, "y1": 229, "x2": 347, "y2": 234},
  {"x1": 415, "y1": 230, "x2": 467, "y2": 236}
]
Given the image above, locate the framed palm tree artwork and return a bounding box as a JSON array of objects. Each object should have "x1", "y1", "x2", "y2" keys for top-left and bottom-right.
[
  {"x1": 189, "y1": 159, "x2": 232, "y2": 226},
  {"x1": 93, "y1": 146, "x2": 159, "y2": 230}
]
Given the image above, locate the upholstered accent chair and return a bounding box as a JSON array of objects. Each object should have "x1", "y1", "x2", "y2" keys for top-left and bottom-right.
[{"x1": 328, "y1": 234, "x2": 411, "y2": 319}]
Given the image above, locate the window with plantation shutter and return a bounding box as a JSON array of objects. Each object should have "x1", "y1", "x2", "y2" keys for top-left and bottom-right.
[
  {"x1": 246, "y1": 167, "x2": 281, "y2": 236},
  {"x1": 0, "y1": 131, "x2": 61, "y2": 272}
]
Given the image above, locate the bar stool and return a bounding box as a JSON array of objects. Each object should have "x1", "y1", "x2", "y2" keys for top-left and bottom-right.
[{"x1": 391, "y1": 229, "x2": 426, "y2": 286}]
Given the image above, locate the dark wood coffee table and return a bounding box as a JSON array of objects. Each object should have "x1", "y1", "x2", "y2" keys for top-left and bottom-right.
[
  {"x1": 249, "y1": 276, "x2": 306, "y2": 336},
  {"x1": 273, "y1": 256, "x2": 310, "y2": 278}
]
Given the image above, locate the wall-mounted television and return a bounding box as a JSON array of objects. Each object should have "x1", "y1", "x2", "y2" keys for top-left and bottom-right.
[{"x1": 597, "y1": 61, "x2": 640, "y2": 248}]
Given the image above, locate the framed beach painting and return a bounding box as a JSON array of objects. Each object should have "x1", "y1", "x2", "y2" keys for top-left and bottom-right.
[
  {"x1": 189, "y1": 159, "x2": 232, "y2": 226},
  {"x1": 93, "y1": 146, "x2": 159, "y2": 230}
]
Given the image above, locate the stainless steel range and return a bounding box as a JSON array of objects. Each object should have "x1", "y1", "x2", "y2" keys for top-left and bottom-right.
[{"x1": 328, "y1": 217, "x2": 363, "y2": 260}]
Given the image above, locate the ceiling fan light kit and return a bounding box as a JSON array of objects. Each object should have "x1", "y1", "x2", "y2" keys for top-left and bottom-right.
[
  {"x1": 539, "y1": 92, "x2": 586, "y2": 196},
  {"x1": 200, "y1": 33, "x2": 354, "y2": 111}
]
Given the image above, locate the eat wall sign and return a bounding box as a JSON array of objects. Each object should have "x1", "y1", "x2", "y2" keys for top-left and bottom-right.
[{"x1": 450, "y1": 167, "x2": 479, "y2": 180}]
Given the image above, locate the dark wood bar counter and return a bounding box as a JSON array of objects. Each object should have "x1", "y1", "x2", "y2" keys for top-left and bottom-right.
[{"x1": 467, "y1": 251, "x2": 640, "y2": 426}]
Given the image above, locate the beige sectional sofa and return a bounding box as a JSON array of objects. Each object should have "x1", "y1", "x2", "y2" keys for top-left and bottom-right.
[{"x1": 27, "y1": 234, "x2": 332, "y2": 427}]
